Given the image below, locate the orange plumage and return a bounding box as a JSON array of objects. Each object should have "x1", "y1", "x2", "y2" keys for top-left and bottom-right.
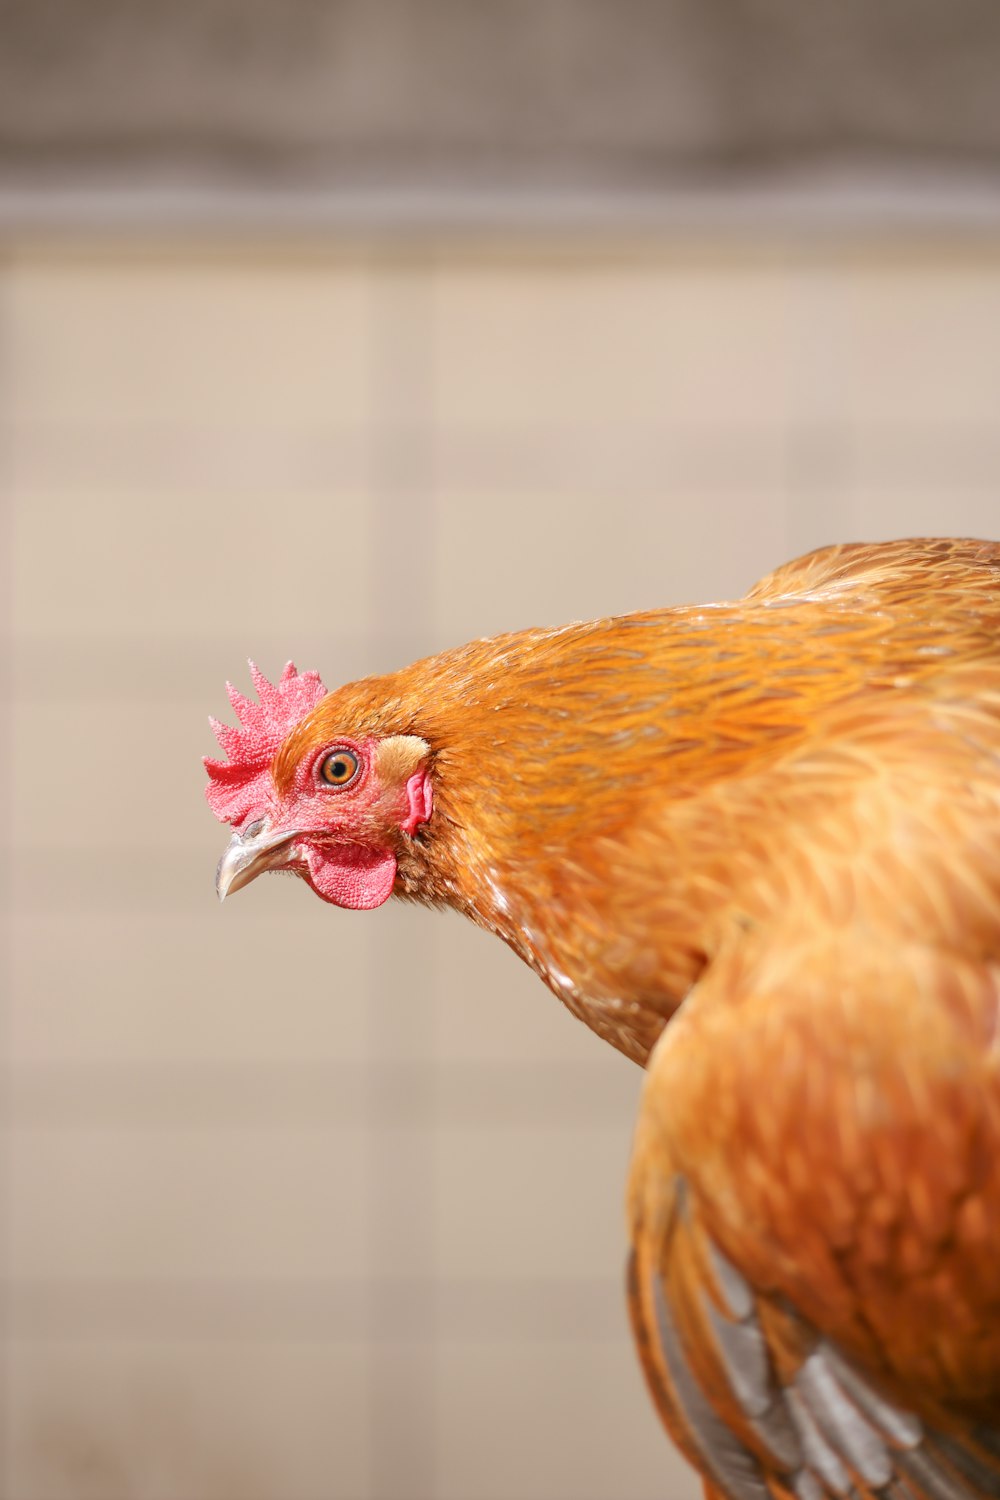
[{"x1": 208, "y1": 537, "x2": 1000, "y2": 1499}]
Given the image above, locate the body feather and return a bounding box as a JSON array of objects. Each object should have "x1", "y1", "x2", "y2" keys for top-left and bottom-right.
[{"x1": 211, "y1": 537, "x2": 1000, "y2": 1498}]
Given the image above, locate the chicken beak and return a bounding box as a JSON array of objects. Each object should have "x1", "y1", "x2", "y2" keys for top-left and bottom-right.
[{"x1": 215, "y1": 821, "x2": 304, "y2": 902}]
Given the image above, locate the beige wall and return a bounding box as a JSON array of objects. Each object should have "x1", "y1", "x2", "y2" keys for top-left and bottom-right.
[{"x1": 3, "y1": 238, "x2": 999, "y2": 1500}]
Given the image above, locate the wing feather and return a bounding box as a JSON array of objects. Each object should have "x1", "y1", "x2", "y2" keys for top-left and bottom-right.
[{"x1": 627, "y1": 935, "x2": 1000, "y2": 1500}]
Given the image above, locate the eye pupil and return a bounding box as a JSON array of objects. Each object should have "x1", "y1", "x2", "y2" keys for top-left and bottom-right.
[{"x1": 320, "y1": 749, "x2": 360, "y2": 787}]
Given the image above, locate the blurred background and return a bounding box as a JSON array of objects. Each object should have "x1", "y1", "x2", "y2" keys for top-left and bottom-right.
[{"x1": 3, "y1": 3, "x2": 1000, "y2": 1498}]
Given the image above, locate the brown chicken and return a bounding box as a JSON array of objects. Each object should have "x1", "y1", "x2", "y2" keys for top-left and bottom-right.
[{"x1": 206, "y1": 537, "x2": 1000, "y2": 1500}]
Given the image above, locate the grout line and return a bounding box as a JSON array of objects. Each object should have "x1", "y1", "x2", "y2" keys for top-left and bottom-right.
[
  {"x1": 0, "y1": 237, "x2": 14, "y2": 1500},
  {"x1": 4, "y1": 1060, "x2": 631, "y2": 1132},
  {"x1": 363, "y1": 249, "x2": 440, "y2": 1500},
  {"x1": 5, "y1": 1273, "x2": 625, "y2": 1342}
]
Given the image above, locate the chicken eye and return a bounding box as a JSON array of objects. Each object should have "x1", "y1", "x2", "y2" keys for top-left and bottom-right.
[{"x1": 319, "y1": 749, "x2": 361, "y2": 788}]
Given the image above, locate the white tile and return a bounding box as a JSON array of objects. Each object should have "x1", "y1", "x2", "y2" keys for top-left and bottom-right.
[
  {"x1": 365, "y1": 1342, "x2": 438, "y2": 1500},
  {"x1": 434, "y1": 1059, "x2": 640, "y2": 1130},
  {"x1": 361, "y1": 900, "x2": 445, "y2": 1063},
  {"x1": 432, "y1": 260, "x2": 801, "y2": 432},
  {"x1": 12, "y1": 487, "x2": 374, "y2": 639},
  {"x1": 430, "y1": 426, "x2": 788, "y2": 497},
  {"x1": 363, "y1": 1124, "x2": 438, "y2": 1280},
  {"x1": 431, "y1": 909, "x2": 617, "y2": 1066},
  {"x1": 435, "y1": 1336, "x2": 699, "y2": 1500},
  {"x1": 433, "y1": 1118, "x2": 633, "y2": 1280},
  {"x1": 9, "y1": 1122, "x2": 370, "y2": 1280},
  {"x1": 9, "y1": 421, "x2": 369, "y2": 495},
  {"x1": 847, "y1": 485, "x2": 1000, "y2": 542},
  {"x1": 431, "y1": 486, "x2": 790, "y2": 643},
  {"x1": 8, "y1": 1337, "x2": 370, "y2": 1500},
  {"x1": 847, "y1": 426, "x2": 1000, "y2": 490},
  {"x1": 7, "y1": 255, "x2": 374, "y2": 427},
  {"x1": 10, "y1": 906, "x2": 373, "y2": 1066},
  {"x1": 842, "y1": 262, "x2": 1000, "y2": 428},
  {"x1": 12, "y1": 694, "x2": 248, "y2": 852}
]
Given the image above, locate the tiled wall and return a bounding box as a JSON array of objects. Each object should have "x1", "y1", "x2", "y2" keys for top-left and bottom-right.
[{"x1": 2, "y1": 239, "x2": 999, "y2": 1500}]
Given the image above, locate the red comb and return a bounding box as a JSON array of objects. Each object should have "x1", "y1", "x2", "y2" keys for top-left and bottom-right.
[{"x1": 204, "y1": 661, "x2": 328, "y2": 827}]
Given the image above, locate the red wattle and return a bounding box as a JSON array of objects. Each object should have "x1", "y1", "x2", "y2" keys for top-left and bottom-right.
[{"x1": 304, "y1": 842, "x2": 397, "y2": 909}]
